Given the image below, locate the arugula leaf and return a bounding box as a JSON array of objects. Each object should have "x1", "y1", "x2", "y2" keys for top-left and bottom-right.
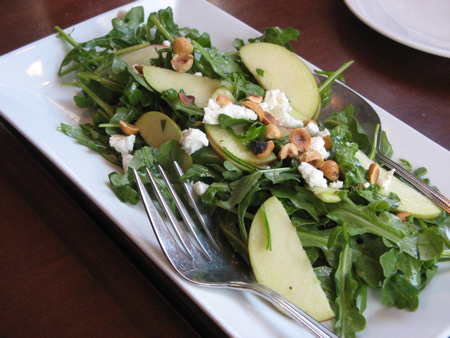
[{"x1": 248, "y1": 27, "x2": 300, "y2": 51}]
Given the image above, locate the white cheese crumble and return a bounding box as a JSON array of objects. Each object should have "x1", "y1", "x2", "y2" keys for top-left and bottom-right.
[
  {"x1": 194, "y1": 72, "x2": 203, "y2": 76},
  {"x1": 305, "y1": 122, "x2": 319, "y2": 136},
  {"x1": 259, "y1": 89, "x2": 303, "y2": 128},
  {"x1": 310, "y1": 137, "x2": 330, "y2": 159},
  {"x1": 317, "y1": 129, "x2": 330, "y2": 138},
  {"x1": 162, "y1": 40, "x2": 171, "y2": 47},
  {"x1": 364, "y1": 182, "x2": 371, "y2": 188},
  {"x1": 193, "y1": 181, "x2": 210, "y2": 196},
  {"x1": 180, "y1": 128, "x2": 209, "y2": 155},
  {"x1": 122, "y1": 154, "x2": 134, "y2": 173},
  {"x1": 377, "y1": 169, "x2": 395, "y2": 193},
  {"x1": 109, "y1": 134, "x2": 135, "y2": 155},
  {"x1": 203, "y1": 99, "x2": 257, "y2": 125},
  {"x1": 298, "y1": 162, "x2": 327, "y2": 188},
  {"x1": 329, "y1": 180, "x2": 344, "y2": 189}
]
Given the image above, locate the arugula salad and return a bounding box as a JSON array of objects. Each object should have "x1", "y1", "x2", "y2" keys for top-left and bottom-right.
[{"x1": 55, "y1": 6, "x2": 450, "y2": 337}]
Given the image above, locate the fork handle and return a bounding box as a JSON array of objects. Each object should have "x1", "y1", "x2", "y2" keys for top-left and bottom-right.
[
  {"x1": 229, "y1": 282, "x2": 338, "y2": 338},
  {"x1": 376, "y1": 153, "x2": 450, "y2": 213}
]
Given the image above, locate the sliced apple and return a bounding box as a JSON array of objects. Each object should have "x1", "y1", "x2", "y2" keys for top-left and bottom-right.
[
  {"x1": 308, "y1": 187, "x2": 342, "y2": 203},
  {"x1": 118, "y1": 45, "x2": 166, "y2": 67},
  {"x1": 135, "y1": 111, "x2": 192, "y2": 172},
  {"x1": 249, "y1": 196, "x2": 334, "y2": 322},
  {"x1": 210, "y1": 86, "x2": 236, "y2": 103},
  {"x1": 204, "y1": 124, "x2": 277, "y2": 171},
  {"x1": 354, "y1": 150, "x2": 441, "y2": 218},
  {"x1": 143, "y1": 66, "x2": 225, "y2": 108},
  {"x1": 240, "y1": 42, "x2": 320, "y2": 120}
]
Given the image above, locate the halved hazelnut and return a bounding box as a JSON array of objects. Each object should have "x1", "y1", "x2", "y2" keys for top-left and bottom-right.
[
  {"x1": 278, "y1": 143, "x2": 299, "y2": 160},
  {"x1": 368, "y1": 163, "x2": 380, "y2": 185},
  {"x1": 303, "y1": 119, "x2": 318, "y2": 127},
  {"x1": 119, "y1": 120, "x2": 139, "y2": 135},
  {"x1": 396, "y1": 211, "x2": 410, "y2": 222},
  {"x1": 171, "y1": 54, "x2": 194, "y2": 73},
  {"x1": 246, "y1": 94, "x2": 263, "y2": 103},
  {"x1": 250, "y1": 140, "x2": 274, "y2": 159},
  {"x1": 241, "y1": 100, "x2": 264, "y2": 121},
  {"x1": 320, "y1": 160, "x2": 340, "y2": 182},
  {"x1": 172, "y1": 37, "x2": 194, "y2": 56},
  {"x1": 262, "y1": 111, "x2": 277, "y2": 125},
  {"x1": 323, "y1": 135, "x2": 332, "y2": 149},
  {"x1": 216, "y1": 94, "x2": 232, "y2": 105},
  {"x1": 264, "y1": 124, "x2": 281, "y2": 140},
  {"x1": 192, "y1": 121, "x2": 203, "y2": 127},
  {"x1": 134, "y1": 65, "x2": 144, "y2": 74},
  {"x1": 299, "y1": 150, "x2": 324, "y2": 169},
  {"x1": 289, "y1": 128, "x2": 311, "y2": 152},
  {"x1": 178, "y1": 92, "x2": 195, "y2": 105}
]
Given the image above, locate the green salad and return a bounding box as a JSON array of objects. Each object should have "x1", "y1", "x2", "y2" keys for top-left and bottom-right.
[{"x1": 55, "y1": 6, "x2": 450, "y2": 337}]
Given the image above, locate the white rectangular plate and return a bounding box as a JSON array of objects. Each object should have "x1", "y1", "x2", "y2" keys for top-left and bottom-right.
[{"x1": 1, "y1": 0, "x2": 449, "y2": 337}]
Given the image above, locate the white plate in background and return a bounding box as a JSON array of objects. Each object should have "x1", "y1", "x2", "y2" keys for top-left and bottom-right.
[
  {"x1": 345, "y1": 0, "x2": 450, "y2": 58},
  {"x1": 1, "y1": 0, "x2": 450, "y2": 337}
]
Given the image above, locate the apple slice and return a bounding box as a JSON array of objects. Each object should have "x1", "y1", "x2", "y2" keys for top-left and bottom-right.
[
  {"x1": 240, "y1": 42, "x2": 321, "y2": 120},
  {"x1": 355, "y1": 150, "x2": 441, "y2": 218},
  {"x1": 308, "y1": 187, "x2": 342, "y2": 203},
  {"x1": 135, "y1": 111, "x2": 192, "y2": 172},
  {"x1": 143, "y1": 66, "x2": 226, "y2": 108},
  {"x1": 249, "y1": 196, "x2": 334, "y2": 322},
  {"x1": 204, "y1": 124, "x2": 277, "y2": 171},
  {"x1": 118, "y1": 45, "x2": 166, "y2": 67}
]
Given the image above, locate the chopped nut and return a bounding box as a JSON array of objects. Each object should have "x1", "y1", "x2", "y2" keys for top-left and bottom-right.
[
  {"x1": 216, "y1": 93, "x2": 232, "y2": 105},
  {"x1": 368, "y1": 163, "x2": 380, "y2": 185},
  {"x1": 278, "y1": 143, "x2": 299, "y2": 160},
  {"x1": 303, "y1": 119, "x2": 318, "y2": 127},
  {"x1": 299, "y1": 150, "x2": 324, "y2": 169},
  {"x1": 323, "y1": 135, "x2": 332, "y2": 149},
  {"x1": 251, "y1": 140, "x2": 275, "y2": 158},
  {"x1": 262, "y1": 111, "x2": 277, "y2": 125},
  {"x1": 241, "y1": 100, "x2": 264, "y2": 121},
  {"x1": 134, "y1": 65, "x2": 143, "y2": 74},
  {"x1": 289, "y1": 128, "x2": 311, "y2": 152},
  {"x1": 119, "y1": 120, "x2": 139, "y2": 135},
  {"x1": 192, "y1": 121, "x2": 203, "y2": 127},
  {"x1": 320, "y1": 160, "x2": 340, "y2": 182},
  {"x1": 264, "y1": 124, "x2": 282, "y2": 140},
  {"x1": 172, "y1": 37, "x2": 194, "y2": 56},
  {"x1": 178, "y1": 92, "x2": 195, "y2": 105},
  {"x1": 171, "y1": 54, "x2": 194, "y2": 73},
  {"x1": 396, "y1": 211, "x2": 410, "y2": 222},
  {"x1": 246, "y1": 94, "x2": 263, "y2": 103}
]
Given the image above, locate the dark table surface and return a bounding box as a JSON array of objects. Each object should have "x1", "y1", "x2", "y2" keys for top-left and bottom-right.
[{"x1": 1, "y1": 0, "x2": 449, "y2": 337}]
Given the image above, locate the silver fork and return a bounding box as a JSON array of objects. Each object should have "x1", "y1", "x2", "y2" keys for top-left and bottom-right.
[{"x1": 132, "y1": 163, "x2": 337, "y2": 338}]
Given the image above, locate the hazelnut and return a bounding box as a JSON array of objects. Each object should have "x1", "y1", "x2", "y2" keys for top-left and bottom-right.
[
  {"x1": 299, "y1": 150, "x2": 324, "y2": 169},
  {"x1": 278, "y1": 143, "x2": 299, "y2": 160},
  {"x1": 289, "y1": 128, "x2": 311, "y2": 152},
  {"x1": 171, "y1": 54, "x2": 194, "y2": 73},
  {"x1": 119, "y1": 120, "x2": 139, "y2": 135},
  {"x1": 320, "y1": 160, "x2": 340, "y2": 182},
  {"x1": 264, "y1": 124, "x2": 282, "y2": 140},
  {"x1": 172, "y1": 37, "x2": 194, "y2": 56}
]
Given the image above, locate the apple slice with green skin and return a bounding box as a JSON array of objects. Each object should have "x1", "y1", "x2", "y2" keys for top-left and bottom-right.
[
  {"x1": 355, "y1": 150, "x2": 441, "y2": 218},
  {"x1": 118, "y1": 45, "x2": 166, "y2": 67},
  {"x1": 204, "y1": 124, "x2": 277, "y2": 171},
  {"x1": 240, "y1": 42, "x2": 321, "y2": 120},
  {"x1": 135, "y1": 111, "x2": 192, "y2": 172},
  {"x1": 308, "y1": 187, "x2": 342, "y2": 203},
  {"x1": 143, "y1": 66, "x2": 228, "y2": 108},
  {"x1": 249, "y1": 196, "x2": 335, "y2": 322}
]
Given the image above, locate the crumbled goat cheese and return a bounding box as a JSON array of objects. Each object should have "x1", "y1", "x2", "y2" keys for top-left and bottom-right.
[
  {"x1": 305, "y1": 122, "x2": 319, "y2": 136},
  {"x1": 310, "y1": 136, "x2": 330, "y2": 159},
  {"x1": 193, "y1": 181, "x2": 210, "y2": 196},
  {"x1": 259, "y1": 89, "x2": 303, "y2": 128},
  {"x1": 364, "y1": 182, "x2": 371, "y2": 188},
  {"x1": 194, "y1": 72, "x2": 203, "y2": 76},
  {"x1": 180, "y1": 128, "x2": 209, "y2": 155},
  {"x1": 203, "y1": 99, "x2": 257, "y2": 125},
  {"x1": 377, "y1": 169, "x2": 395, "y2": 193},
  {"x1": 109, "y1": 134, "x2": 135, "y2": 155},
  {"x1": 162, "y1": 40, "x2": 171, "y2": 47},
  {"x1": 122, "y1": 154, "x2": 134, "y2": 173},
  {"x1": 298, "y1": 162, "x2": 327, "y2": 188},
  {"x1": 317, "y1": 129, "x2": 330, "y2": 138},
  {"x1": 329, "y1": 180, "x2": 344, "y2": 189}
]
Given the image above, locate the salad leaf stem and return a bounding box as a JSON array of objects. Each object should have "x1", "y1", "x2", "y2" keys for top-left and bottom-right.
[
  {"x1": 149, "y1": 15, "x2": 174, "y2": 43},
  {"x1": 55, "y1": 26, "x2": 79, "y2": 48},
  {"x1": 99, "y1": 123, "x2": 120, "y2": 128},
  {"x1": 318, "y1": 60, "x2": 354, "y2": 93},
  {"x1": 368, "y1": 124, "x2": 380, "y2": 161},
  {"x1": 78, "y1": 72, "x2": 125, "y2": 92}
]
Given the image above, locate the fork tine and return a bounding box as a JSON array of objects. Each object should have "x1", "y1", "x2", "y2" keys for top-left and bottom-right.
[
  {"x1": 157, "y1": 165, "x2": 212, "y2": 262},
  {"x1": 173, "y1": 161, "x2": 220, "y2": 252},
  {"x1": 133, "y1": 168, "x2": 195, "y2": 261}
]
